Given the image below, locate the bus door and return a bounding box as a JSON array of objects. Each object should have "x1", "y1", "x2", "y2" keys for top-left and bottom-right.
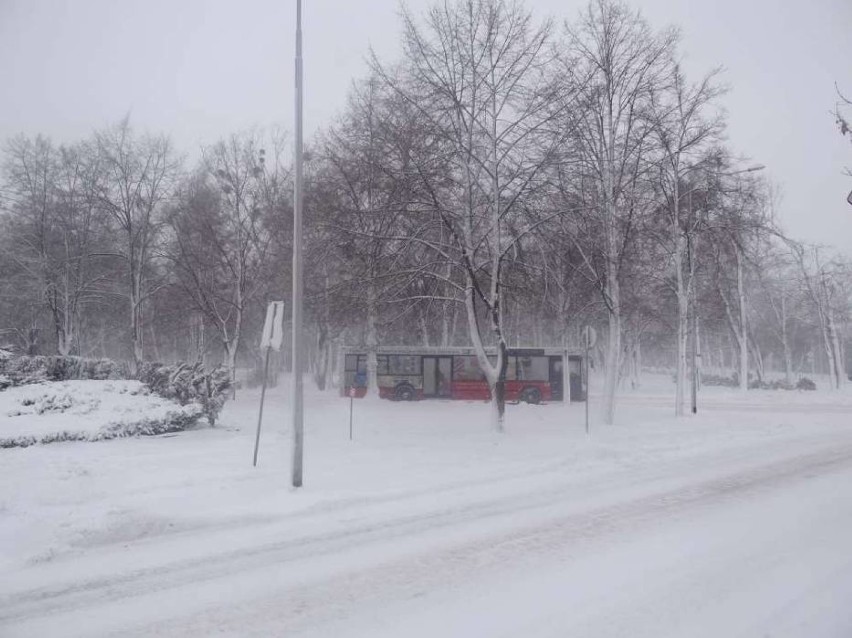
[
  {"x1": 422, "y1": 356, "x2": 452, "y2": 398},
  {"x1": 568, "y1": 355, "x2": 584, "y2": 402},
  {"x1": 548, "y1": 356, "x2": 564, "y2": 401}
]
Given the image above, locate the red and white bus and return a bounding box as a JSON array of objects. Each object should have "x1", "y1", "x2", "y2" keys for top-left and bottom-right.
[{"x1": 340, "y1": 346, "x2": 584, "y2": 403}]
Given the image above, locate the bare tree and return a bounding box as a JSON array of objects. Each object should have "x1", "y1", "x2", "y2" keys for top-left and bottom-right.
[
  {"x1": 168, "y1": 131, "x2": 281, "y2": 388},
  {"x1": 560, "y1": 0, "x2": 677, "y2": 423},
  {"x1": 649, "y1": 64, "x2": 724, "y2": 414},
  {"x1": 707, "y1": 173, "x2": 769, "y2": 390},
  {"x1": 751, "y1": 237, "x2": 808, "y2": 386},
  {"x1": 94, "y1": 119, "x2": 179, "y2": 368},
  {"x1": 2, "y1": 136, "x2": 112, "y2": 355},
  {"x1": 317, "y1": 76, "x2": 411, "y2": 397},
  {"x1": 373, "y1": 0, "x2": 564, "y2": 429},
  {"x1": 790, "y1": 244, "x2": 848, "y2": 389}
]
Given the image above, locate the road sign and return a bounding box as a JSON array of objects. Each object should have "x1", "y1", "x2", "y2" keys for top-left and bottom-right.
[{"x1": 260, "y1": 301, "x2": 285, "y2": 352}]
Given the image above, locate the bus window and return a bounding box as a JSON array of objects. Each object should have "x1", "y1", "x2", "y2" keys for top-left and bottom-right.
[
  {"x1": 344, "y1": 354, "x2": 359, "y2": 372},
  {"x1": 453, "y1": 355, "x2": 486, "y2": 381},
  {"x1": 388, "y1": 354, "x2": 419, "y2": 375},
  {"x1": 516, "y1": 356, "x2": 548, "y2": 381},
  {"x1": 344, "y1": 354, "x2": 368, "y2": 387},
  {"x1": 505, "y1": 356, "x2": 518, "y2": 380}
]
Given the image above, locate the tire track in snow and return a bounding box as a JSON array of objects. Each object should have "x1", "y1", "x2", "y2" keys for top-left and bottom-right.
[
  {"x1": 143, "y1": 442, "x2": 852, "y2": 638},
  {"x1": 3, "y1": 442, "x2": 852, "y2": 635}
]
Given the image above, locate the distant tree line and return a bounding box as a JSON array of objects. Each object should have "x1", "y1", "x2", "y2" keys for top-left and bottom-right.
[{"x1": 1, "y1": 0, "x2": 849, "y2": 427}]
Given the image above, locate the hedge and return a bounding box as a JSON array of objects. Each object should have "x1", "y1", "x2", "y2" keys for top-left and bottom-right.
[{"x1": 1, "y1": 354, "x2": 232, "y2": 427}]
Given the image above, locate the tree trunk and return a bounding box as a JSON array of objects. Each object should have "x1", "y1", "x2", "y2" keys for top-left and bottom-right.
[
  {"x1": 781, "y1": 297, "x2": 793, "y2": 386},
  {"x1": 52, "y1": 290, "x2": 75, "y2": 356},
  {"x1": 419, "y1": 314, "x2": 430, "y2": 347},
  {"x1": 129, "y1": 239, "x2": 145, "y2": 371},
  {"x1": 56, "y1": 322, "x2": 72, "y2": 357},
  {"x1": 675, "y1": 287, "x2": 688, "y2": 415},
  {"x1": 672, "y1": 181, "x2": 687, "y2": 415},
  {"x1": 130, "y1": 294, "x2": 143, "y2": 371},
  {"x1": 223, "y1": 339, "x2": 237, "y2": 391},
  {"x1": 314, "y1": 323, "x2": 329, "y2": 391},
  {"x1": 149, "y1": 321, "x2": 162, "y2": 363},
  {"x1": 490, "y1": 338, "x2": 509, "y2": 432},
  {"x1": 600, "y1": 93, "x2": 622, "y2": 425},
  {"x1": 365, "y1": 280, "x2": 379, "y2": 398},
  {"x1": 463, "y1": 271, "x2": 507, "y2": 433},
  {"x1": 735, "y1": 245, "x2": 748, "y2": 391},
  {"x1": 749, "y1": 335, "x2": 764, "y2": 384},
  {"x1": 634, "y1": 336, "x2": 642, "y2": 389},
  {"x1": 827, "y1": 310, "x2": 845, "y2": 389},
  {"x1": 603, "y1": 304, "x2": 621, "y2": 425}
]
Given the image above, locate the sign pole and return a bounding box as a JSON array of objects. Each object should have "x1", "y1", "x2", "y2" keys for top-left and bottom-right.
[
  {"x1": 349, "y1": 389, "x2": 354, "y2": 441},
  {"x1": 581, "y1": 325, "x2": 596, "y2": 436},
  {"x1": 253, "y1": 347, "x2": 272, "y2": 466},
  {"x1": 691, "y1": 310, "x2": 698, "y2": 414}
]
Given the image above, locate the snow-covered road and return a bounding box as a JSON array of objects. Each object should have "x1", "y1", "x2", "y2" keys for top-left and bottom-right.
[{"x1": 2, "y1": 379, "x2": 852, "y2": 636}]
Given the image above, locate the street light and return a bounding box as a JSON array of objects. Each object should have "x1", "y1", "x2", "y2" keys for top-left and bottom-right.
[
  {"x1": 687, "y1": 163, "x2": 764, "y2": 415},
  {"x1": 291, "y1": 0, "x2": 305, "y2": 487}
]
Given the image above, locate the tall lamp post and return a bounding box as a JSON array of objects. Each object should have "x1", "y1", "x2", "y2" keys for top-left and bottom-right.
[
  {"x1": 291, "y1": 0, "x2": 305, "y2": 487},
  {"x1": 687, "y1": 163, "x2": 764, "y2": 415}
]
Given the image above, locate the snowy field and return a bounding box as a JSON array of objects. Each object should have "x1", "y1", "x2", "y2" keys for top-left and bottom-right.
[{"x1": 2, "y1": 373, "x2": 852, "y2": 636}]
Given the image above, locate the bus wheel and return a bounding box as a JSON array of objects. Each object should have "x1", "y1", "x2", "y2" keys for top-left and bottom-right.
[
  {"x1": 521, "y1": 387, "x2": 541, "y2": 404},
  {"x1": 395, "y1": 383, "x2": 416, "y2": 401}
]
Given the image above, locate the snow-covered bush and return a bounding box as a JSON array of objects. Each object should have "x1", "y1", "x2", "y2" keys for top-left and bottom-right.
[
  {"x1": 1, "y1": 406, "x2": 203, "y2": 448},
  {"x1": 795, "y1": 377, "x2": 817, "y2": 391},
  {"x1": 739, "y1": 377, "x2": 817, "y2": 391},
  {"x1": 0, "y1": 354, "x2": 230, "y2": 426},
  {"x1": 137, "y1": 362, "x2": 231, "y2": 426},
  {"x1": 0, "y1": 380, "x2": 205, "y2": 448},
  {"x1": 700, "y1": 373, "x2": 738, "y2": 388},
  {"x1": 0, "y1": 355, "x2": 129, "y2": 388},
  {"x1": 748, "y1": 379, "x2": 791, "y2": 390}
]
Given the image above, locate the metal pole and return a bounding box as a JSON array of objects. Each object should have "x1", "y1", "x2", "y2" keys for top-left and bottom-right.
[
  {"x1": 585, "y1": 345, "x2": 590, "y2": 435},
  {"x1": 691, "y1": 311, "x2": 698, "y2": 414},
  {"x1": 253, "y1": 347, "x2": 272, "y2": 467},
  {"x1": 290, "y1": 0, "x2": 305, "y2": 488},
  {"x1": 349, "y1": 395, "x2": 354, "y2": 441},
  {"x1": 688, "y1": 187, "x2": 699, "y2": 414}
]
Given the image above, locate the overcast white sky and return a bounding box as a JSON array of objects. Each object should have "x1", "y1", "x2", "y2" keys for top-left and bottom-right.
[{"x1": 1, "y1": 0, "x2": 850, "y2": 253}]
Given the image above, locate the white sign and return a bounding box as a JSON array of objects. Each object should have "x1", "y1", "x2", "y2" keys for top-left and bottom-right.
[{"x1": 260, "y1": 301, "x2": 285, "y2": 351}]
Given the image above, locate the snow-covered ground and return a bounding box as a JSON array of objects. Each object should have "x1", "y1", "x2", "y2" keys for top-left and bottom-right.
[{"x1": 2, "y1": 373, "x2": 852, "y2": 636}]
